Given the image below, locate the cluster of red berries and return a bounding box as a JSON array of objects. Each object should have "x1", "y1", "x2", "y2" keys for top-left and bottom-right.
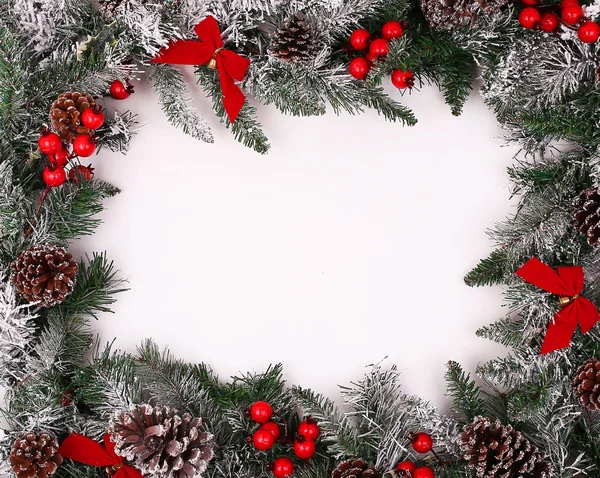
[
  {"x1": 347, "y1": 21, "x2": 415, "y2": 90},
  {"x1": 395, "y1": 432, "x2": 436, "y2": 478},
  {"x1": 248, "y1": 401, "x2": 320, "y2": 478},
  {"x1": 518, "y1": 0, "x2": 600, "y2": 43}
]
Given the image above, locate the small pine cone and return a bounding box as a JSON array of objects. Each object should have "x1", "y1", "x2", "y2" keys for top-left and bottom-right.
[
  {"x1": 573, "y1": 187, "x2": 600, "y2": 246},
  {"x1": 573, "y1": 358, "x2": 600, "y2": 411},
  {"x1": 109, "y1": 404, "x2": 215, "y2": 478},
  {"x1": 49, "y1": 91, "x2": 96, "y2": 143},
  {"x1": 10, "y1": 245, "x2": 78, "y2": 308},
  {"x1": 459, "y1": 416, "x2": 552, "y2": 478},
  {"x1": 10, "y1": 432, "x2": 63, "y2": 478},
  {"x1": 270, "y1": 15, "x2": 316, "y2": 62},
  {"x1": 331, "y1": 459, "x2": 378, "y2": 478},
  {"x1": 420, "y1": 0, "x2": 508, "y2": 32}
]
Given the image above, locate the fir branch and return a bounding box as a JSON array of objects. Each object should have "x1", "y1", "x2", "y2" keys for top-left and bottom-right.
[
  {"x1": 464, "y1": 248, "x2": 509, "y2": 287},
  {"x1": 445, "y1": 361, "x2": 485, "y2": 423}
]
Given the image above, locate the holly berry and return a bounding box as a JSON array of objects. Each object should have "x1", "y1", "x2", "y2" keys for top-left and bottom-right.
[
  {"x1": 110, "y1": 79, "x2": 134, "y2": 100},
  {"x1": 561, "y1": 0, "x2": 580, "y2": 8},
  {"x1": 81, "y1": 106, "x2": 105, "y2": 130},
  {"x1": 253, "y1": 429, "x2": 276, "y2": 451},
  {"x1": 349, "y1": 57, "x2": 370, "y2": 80},
  {"x1": 72, "y1": 134, "x2": 97, "y2": 157},
  {"x1": 561, "y1": 3, "x2": 583, "y2": 25},
  {"x1": 412, "y1": 466, "x2": 435, "y2": 478},
  {"x1": 350, "y1": 29, "x2": 371, "y2": 50},
  {"x1": 271, "y1": 458, "x2": 294, "y2": 478},
  {"x1": 49, "y1": 147, "x2": 70, "y2": 168},
  {"x1": 391, "y1": 70, "x2": 415, "y2": 89},
  {"x1": 578, "y1": 21, "x2": 600, "y2": 43},
  {"x1": 381, "y1": 21, "x2": 404, "y2": 41},
  {"x1": 250, "y1": 401, "x2": 273, "y2": 423},
  {"x1": 260, "y1": 421, "x2": 281, "y2": 441},
  {"x1": 364, "y1": 51, "x2": 379, "y2": 64},
  {"x1": 369, "y1": 38, "x2": 390, "y2": 58},
  {"x1": 411, "y1": 432, "x2": 433, "y2": 454},
  {"x1": 43, "y1": 166, "x2": 67, "y2": 188},
  {"x1": 68, "y1": 164, "x2": 95, "y2": 184},
  {"x1": 298, "y1": 417, "x2": 320, "y2": 440},
  {"x1": 60, "y1": 391, "x2": 73, "y2": 407},
  {"x1": 540, "y1": 12, "x2": 560, "y2": 32},
  {"x1": 38, "y1": 129, "x2": 62, "y2": 155},
  {"x1": 395, "y1": 461, "x2": 417, "y2": 476},
  {"x1": 522, "y1": 0, "x2": 538, "y2": 4},
  {"x1": 293, "y1": 437, "x2": 316, "y2": 460},
  {"x1": 519, "y1": 7, "x2": 541, "y2": 29}
]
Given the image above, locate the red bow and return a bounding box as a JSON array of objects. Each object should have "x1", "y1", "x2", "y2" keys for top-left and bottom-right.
[
  {"x1": 151, "y1": 16, "x2": 250, "y2": 124},
  {"x1": 516, "y1": 258, "x2": 600, "y2": 354},
  {"x1": 58, "y1": 433, "x2": 142, "y2": 478}
]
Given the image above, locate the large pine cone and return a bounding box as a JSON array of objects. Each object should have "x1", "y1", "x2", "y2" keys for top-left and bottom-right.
[
  {"x1": 10, "y1": 432, "x2": 63, "y2": 478},
  {"x1": 459, "y1": 416, "x2": 551, "y2": 478},
  {"x1": 10, "y1": 245, "x2": 78, "y2": 308},
  {"x1": 331, "y1": 459, "x2": 378, "y2": 478},
  {"x1": 573, "y1": 358, "x2": 600, "y2": 411},
  {"x1": 573, "y1": 187, "x2": 600, "y2": 246},
  {"x1": 109, "y1": 404, "x2": 215, "y2": 478},
  {"x1": 270, "y1": 15, "x2": 316, "y2": 62},
  {"x1": 420, "y1": 0, "x2": 508, "y2": 32},
  {"x1": 49, "y1": 91, "x2": 96, "y2": 143}
]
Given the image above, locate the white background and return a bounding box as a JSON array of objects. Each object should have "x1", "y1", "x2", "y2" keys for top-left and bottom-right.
[{"x1": 73, "y1": 72, "x2": 519, "y2": 410}]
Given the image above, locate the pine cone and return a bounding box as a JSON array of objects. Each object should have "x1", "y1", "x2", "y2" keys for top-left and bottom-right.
[
  {"x1": 420, "y1": 0, "x2": 508, "y2": 32},
  {"x1": 332, "y1": 459, "x2": 378, "y2": 478},
  {"x1": 270, "y1": 15, "x2": 316, "y2": 62},
  {"x1": 573, "y1": 357, "x2": 600, "y2": 411},
  {"x1": 573, "y1": 187, "x2": 600, "y2": 246},
  {"x1": 10, "y1": 432, "x2": 63, "y2": 478},
  {"x1": 109, "y1": 404, "x2": 215, "y2": 477},
  {"x1": 49, "y1": 91, "x2": 96, "y2": 143},
  {"x1": 10, "y1": 245, "x2": 78, "y2": 308},
  {"x1": 459, "y1": 416, "x2": 551, "y2": 478}
]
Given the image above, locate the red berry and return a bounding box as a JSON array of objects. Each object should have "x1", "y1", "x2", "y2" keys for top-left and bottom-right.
[
  {"x1": 519, "y1": 7, "x2": 541, "y2": 29},
  {"x1": 272, "y1": 458, "x2": 294, "y2": 478},
  {"x1": 369, "y1": 38, "x2": 389, "y2": 57},
  {"x1": 561, "y1": 0, "x2": 579, "y2": 7},
  {"x1": 72, "y1": 134, "x2": 97, "y2": 157},
  {"x1": 412, "y1": 466, "x2": 435, "y2": 478},
  {"x1": 38, "y1": 130, "x2": 62, "y2": 155},
  {"x1": 293, "y1": 437, "x2": 316, "y2": 460},
  {"x1": 253, "y1": 429, "x2": 276, "y2": 450},
  {"x1": 110, "y1": 79, "x2": 134, "y2": 100},
  {"x1": 349, "y1": 57, "x2": 370, "y2": 80},
  {"x1": 250, "y1": 401, "x2": 273, "y2": 423},
  {"x1": 391, "y1": 70, "x2": 415, "y2": 89},
  {"x1": 381, "y1": 21, "x2": 404, "y2": 40},
  {"x1": 43, "y1": 166, "x2": 66, "y2": 188},
  {"x1": 522, "y1": 0, "x2": 538, "y2": 4},
  {"x1": 68, "y1": 164, "x2": 94, "y2": 184},
  {"x1": 81, "y1": 106, "x2": 105, "y2": 130},
  {"x1": 49, "y1": 147, "x2": 70, "y2": 168},
  {"x1": 411, "y1": 432, "x2": 433, "y2": 454},
  {"x1": 539, "y1": 12, "x2": 560, "y2": 32},
  {"x1": 298, "y1": 418, "x2": 320, "y2": 440},
  {"x1": 561, "y1": 3, "x2": 583, "y2": 25},
  {"x1": 260, "y1": 421, "x2": 281, "y2": 441},
  {"x1": 396, "y1": 461, "x2": 417, "y2": 476},
  {"x1": 364, "y1": 51, "x2": 379, "y2": 64},
  {"x1": 349, "y1": 29, "x2": 371, "y2": 50},
  {"x1": 60, "y1": 391, "x2": 73, "y2": 407},
  {"x1": 578, "y1": 21, "x2": 600, "y2": 43}
]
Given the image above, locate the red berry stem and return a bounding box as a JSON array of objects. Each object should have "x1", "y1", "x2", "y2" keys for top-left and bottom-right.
[
  {"x1": 272, "y1": 412, "x2": 291, "y2": 444},
  {"x1": 25, "y1": 186, "x2": 52, "y2": 237}
]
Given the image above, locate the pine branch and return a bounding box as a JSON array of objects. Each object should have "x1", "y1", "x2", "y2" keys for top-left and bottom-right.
[
  {"x1": 464, "y1": 249, "x2": 509, "y2": 287},
  {"x1": 445, "y1": 361, "x2": 485, "y2": 423}
]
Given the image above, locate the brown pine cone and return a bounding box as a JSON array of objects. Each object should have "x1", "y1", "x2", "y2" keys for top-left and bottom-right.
[
  {"x1": 573, "y1": 187, "x2": 600, "y2": 246},
  {"x1": 49, "y1": 91, "x2": 96, "y2": 143},
  {"x1": 10, "y1": 432, "x2": 63, "y2": 478},
  {"x1": 459, "y1": 416, "x2": 551, "y2": 478},
  {"x1": 331, "y1": 459, "x2": 378, "y2": 478},
  {"x1": 573, "y1": 358, "x2": 600, "y2": 411},
  {"x1": 420, "y1": 0, "x2": 508, "y2": 32},
  {"x1": 270, "y1": 15, "x2": 316, "y2": 62},
  {"x1": 109, "y1": 404, "x2": 215, "y2": 477},
  {"x1": 10, "y1": 245, "x2": 78, "y2": 307}
]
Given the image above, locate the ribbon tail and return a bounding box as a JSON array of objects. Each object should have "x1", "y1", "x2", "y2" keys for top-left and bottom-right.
[
  {"x1": 152, "y1": 40, "x2": 213, "y2": 65},
  {"x1": 516, "y1": 258, "x2": 574, "y2": 296},
  {"x1": 540, "y1": 307, "x2": 578, "y2": 354},
  {"x1": 58, "y1": 434, "x2": 118, "y2": 467},
  {"x1": 575, "y1": 297, "x2": 600, "y2": 334},
  {"x1": 217, "y1": 61, "x2": 246, "y2": 123}
]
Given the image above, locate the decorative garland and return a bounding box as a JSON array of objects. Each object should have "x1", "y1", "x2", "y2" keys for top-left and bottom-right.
[{"x1": 1, "y1": 0, "x2": 600, "y2": 478}]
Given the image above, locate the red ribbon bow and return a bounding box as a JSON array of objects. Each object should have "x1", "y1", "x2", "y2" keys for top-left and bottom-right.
[
  {"x1": 151, "y1": 16, "x2": 250, "y2": 124},
  {"x1": 58, "y1": 433, "x2": 142, "y2": 478},
  {"x1": 516, "y1": 257, "x2": 600, "y2": 354}
]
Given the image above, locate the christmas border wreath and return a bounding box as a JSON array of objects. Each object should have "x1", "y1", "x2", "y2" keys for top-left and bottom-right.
[{"x1": 1, "y1": 0, "x2": 600, "y2": 477}]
